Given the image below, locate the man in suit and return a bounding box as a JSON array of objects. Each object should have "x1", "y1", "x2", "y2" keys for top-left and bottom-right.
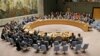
[
  {"x1": 69, "y1": 33, "x2": 77, "y2": 43},
  {"x1": 32, "y1": 34, "x2": 39, "y2": 44},
  {"x1": 15, "y1": 38, "x2": 22, "y2": 51},
  {"x1": 43, "y1": 33, "x2": 50, "y2": 41},
  {"x1": 69, "y1": 33, "x2": 77, "y2": 49}
]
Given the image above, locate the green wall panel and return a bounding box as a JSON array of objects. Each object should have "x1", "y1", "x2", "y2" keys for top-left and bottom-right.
[
  {"x1": 43, "y1": 0, "x2": 57, "y2": 15},
  {"x1": 65, "y1": 2, "x2": 100, "y2": 14}
]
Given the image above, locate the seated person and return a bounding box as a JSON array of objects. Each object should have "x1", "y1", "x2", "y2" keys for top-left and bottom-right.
[
  {"x1": 69, "y1": 33, "x2": 77, "y2": 49},
  {"x1": 69, "y1": 33, "x2": 77, "y2": 43},
  {"x1": 43, "y1": 32, "x2": 53, "y2": 47},
  {"x1": 40, "y1": 39, "x2": 49, "y2": 51},
  {"x1": 76, "y1": 33, "x2": 83, "y2": 44}
]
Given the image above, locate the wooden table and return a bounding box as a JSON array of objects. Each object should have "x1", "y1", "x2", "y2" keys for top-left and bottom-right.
[{"x1": 23, "y1": 19, "x2": 89, "y2": 32}]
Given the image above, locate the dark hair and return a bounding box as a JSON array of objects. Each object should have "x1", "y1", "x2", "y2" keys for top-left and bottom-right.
[
  {"x1": 72, "y1": 33, "x2": 74, "y2": 36},
  {"x1": 78, "y1": 33, "x2": 80, "y2": 36},
  {"x1": 45, "y1": 32, "x2": 47, "y2": 35}
]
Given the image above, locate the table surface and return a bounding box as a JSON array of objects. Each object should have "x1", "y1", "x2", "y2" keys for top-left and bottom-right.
[{"x1": 24, "y1": 19, "x2": 89, "y2": 33}]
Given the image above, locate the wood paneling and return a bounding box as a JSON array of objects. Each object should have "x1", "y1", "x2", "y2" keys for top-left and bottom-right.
[{"x1": 93, "y1": 8, "x2": 100, "y2": 19}]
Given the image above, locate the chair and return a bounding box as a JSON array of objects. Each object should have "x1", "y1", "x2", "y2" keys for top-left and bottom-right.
[
  {"x1": 9, "y1": 38, "x2": 15, "y2": 45},
  {"x1": 37, "y1": 40, "x2": 41, "y2": 43},
  {"x1": 37, "y1": 40, "x2": 41, "y2": 45},
  {"x1": 77, "y1": 39, "x2": 83, "y2": 45},
  {"x1": 75, "y1": 44, "x2": 81, "y2": 54},
  {"x1": 70, "y1": 41, "x2": 77, "y2": 49},
  {"x1": 61, "y1": 41, "x2": 67, "y2": 46},
  {"x1": 33, "y1": 44, "x2": 38, "y2": 49},
  {"x1": 7, "y1": 37, "x2": 11, "y2": 42},
  {"x1": 91, "y1": 21, "x2": 99, "y2": 28},
  {"x1": 82, "y1": 44, "x2": 89, "y2": 53},
  {"x1": 96, "y1": 26, "x2": 100, "y2": 31},
  {"x1": 28, "y1": 39, "x2": 33, "y2": 46},
  {"x1": 33, "y1": 44, "x2": 39, "y2": 53},
  {"x1": 44, "y1": 41, "x2": 49, "y2": 46},
  {"x1": 54, "y1": 45, "x2": 60, "y2": 54},
  {"x1": 62, "y1": 45, "x2": 68, "y2": 54},
  {"x1": 40, "y1": 45, "x2": 47, "y2": 54},
  {"x1": 3, "y1": 34, "x2": 9, "y2": 42},
  {"x1": 21, "y1": 41, "x2": 28, "y2": 51},
  {"x1": 44, "y1": 41, "x2": 49, "y2": 50},
  {"x1": 54, "y1": 41, "x2": 59, "y2": 46}
]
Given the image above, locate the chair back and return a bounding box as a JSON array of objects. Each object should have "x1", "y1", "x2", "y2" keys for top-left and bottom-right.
[
  {"x1": 9, "y1": 38, "x2": 14, "y2": 44},
  {"x1": 37, "y1": 40, "x2": 41, "y2": 43},
  {"x1": 62, "y1": 45, "x2": 68, "y2": 51},
  {"x1": 44, "y1": 41, "x2": 49, "y2": 46},
  {"x1": 54, "y1": 45, "x2": 60, "y2": 51},
  {"x1": 37, "y1": 40, "x2": 41, "y2": 45},
  {"x1": 83, "y1": 44, "x2": 89, "y2": 49},
  {"x1": 40, "y1": 45, "x2": 47, "y2": 51},
  {"x1": 29, "y1": 39, "x2": 33, "y2": 44},
  {"x1": 72, "y1": 41, "x2": 77, "y2": 47},
  {"x1": 75, "y1": 44, "x2": 81, "y2": 51},
  {"x1": 54, "y1": 41, "x2": 59, "y2": 46},
  {"x1": 62, "y1": 41, "x2": 67, "y2": 46},
  {"x1": 33, "y1": 44, "x2": 39, "y2": 49}
]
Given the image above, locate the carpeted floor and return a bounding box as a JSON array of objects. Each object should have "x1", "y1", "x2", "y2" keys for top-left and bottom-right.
[{"x1": 0, "y1": 25, "x2": 100, "y2": 56}]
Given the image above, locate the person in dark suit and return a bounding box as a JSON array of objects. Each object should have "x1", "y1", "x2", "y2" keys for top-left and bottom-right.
[
  {"x1": 49, "y1": 37, "x2": 53, "y2": 47},
  {"x1": 15, "y1": 39, "x2": 22, "y2": 51},
  {"x1": 69, "y1": 33, "x2": 77, "y2": 43},
  {"x1": 43, "y1": 33, "x2": 53, "y2": 47},
  {"x1": 43, "y1": 33, "x2": 50, "y2": 50},
  {"x1": 32, "y1": 34, "x2": 38, "y2": 44},
  {"x1": 69, "y1": 33, "x2": 77, "y2": 49},
  {"x1": 34, "y1": 30, "x2": 39, "y2": 36},
  {"x1": 43, "y1": 33, "x2": 50, "y2": 41}
]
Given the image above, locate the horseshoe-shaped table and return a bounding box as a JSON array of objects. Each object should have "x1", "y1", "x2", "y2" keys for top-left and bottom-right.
[{"x1": 23, "y1": 19, "x2": 89, "y2": 33}]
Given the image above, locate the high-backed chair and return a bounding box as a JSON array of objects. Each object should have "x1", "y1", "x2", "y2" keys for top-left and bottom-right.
[
  {"x1": 9, "y1": 38, "x2": 15, "y2": 45},
  {"x1": 28, "y1": 39, "x2": 33, "y2": 46},
  {"x1": 62, "y1": 45, "x2": 68, "y2": 54},
  {"x1": 3, "y1": 33, "x2": 9, "y2": 42},
  {"x1": 7, "y1": 37, "x2": 11, "y2": 42},
  {"x1": 33, "y1": 44, "x2": 39, "y2": 53},
  {"x1": 82, "y1": 44, "x2": 89, "y2": 53},
  {"x1": 40, "y1": 45, "x2": 47, "y2": 54},
  {"x1": 44, "y1": 41, "x2": 49, "y2": 46},
  {"x1": 96, "y1": 24, "x2": 100, "y2": 31},
  {"x1": 75, "y1": 44, "x2": 81, "y2": 54},
  {"x1": 37, "y1": 40, "x2": 41, "y2": 45},
  {"x1": 61, "y1": 41, "x2": 67, "y2": 46},
  {"x1": 70, "y1": 41, "x2": 77, "y2": 49},
  {"x1": 54, "y1": 45, "x2": 60, "y2": 54},
  {"x1": 44, "y1": 41, "x2": 49, "y2": 50},
  {"x1": 21, "y1": 40, "x2": 28, "y2": 51},
  {"x1": 91, "y1": 21, "x2": 99, "y2": 28},
  {"x1": 54, "y1": 41, "x2": 59, "y2": 46}
]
